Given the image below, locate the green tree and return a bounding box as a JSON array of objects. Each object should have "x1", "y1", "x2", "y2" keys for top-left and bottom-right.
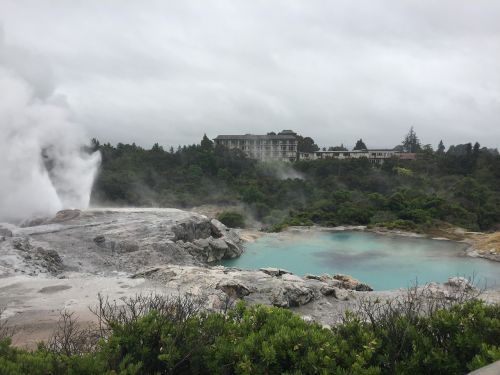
[
  {"x1": 200, "y1": 134, "x2": 213, "y2": 151},
  {"x1": 329, "y1": 144, "x2": 348, "y2": 151},
  {"x1": 402, "y1": 126, "x2": 421, "y2": 153},
  {"x1": 297, "y1": 135, "x2": 320, "y2": 153},
  {"x1": 437, "y1": 140, "x2": 445, "y2": 154},
  {"x1": 354, "y1": 139, "x2": 367, "y2": 150},
  {"x1": 473, "y1": 142, "x2": 481, "y2": 157}
]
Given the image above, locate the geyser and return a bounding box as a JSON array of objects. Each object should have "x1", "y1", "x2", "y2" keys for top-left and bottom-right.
[{"x1": 0, "y1": 31, "x2": 100, "y2": 224}]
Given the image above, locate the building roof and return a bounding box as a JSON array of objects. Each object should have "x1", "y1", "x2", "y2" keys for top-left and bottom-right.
[
  {"x1": 214, "y1": 133, "x2": 297, "y2": 140},
  {"x1": 299, "y1": 149, "x2": 402, "y2": 155}
]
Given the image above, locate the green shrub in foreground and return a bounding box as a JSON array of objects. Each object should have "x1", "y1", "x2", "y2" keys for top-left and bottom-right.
[{"x1": 0, "y1": 300, "x2": 499, "y2": 374}]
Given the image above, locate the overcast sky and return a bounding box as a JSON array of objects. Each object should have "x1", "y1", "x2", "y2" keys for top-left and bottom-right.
[{"x1": 1, "y1": 0, "x2": 499, "y2": 149}]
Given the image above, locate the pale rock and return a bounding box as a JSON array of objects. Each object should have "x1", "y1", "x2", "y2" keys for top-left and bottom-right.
[
  {"x1": 216, "y1": 280, "x2": 251, "y2": 298},
  {"x1": 333, "y1": 274, "x2": 373, "y2": 291},
  {"x1": 281, "y1": 273, "x2": 304, "y2": 283},
  {"x1": 445, "y1": 276, "x2": 475, "y2": 291},
  {"x1": 259, "y1": 267, "x2": 291, "y2": 277}
]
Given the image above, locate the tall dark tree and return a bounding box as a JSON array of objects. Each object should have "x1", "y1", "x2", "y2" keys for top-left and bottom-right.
[
  {"x1": 473, "y1": 142, "x2": 481, "y2": 157},
  {"x1": 201, "y1": 134, "x2": 214, "y2": 151},
  {"x1": 297, "y1": 135, "x2": 319, "y2": 153},
  {"x1": 328, "y1": 144, "x2": 348, "y2": 151},
  {"x1": 402, "y1": 126, "x2": 421, "y2": 153},
  {"x1": 465, "y1": 142, "x2": 473, "y2": 156},
  {"x1": 151, "y1": 143, "x2": 164, "y2": 152},
  {"x1": 437, "y1": 140, "x2": 445, "y2": 154},
  {"x1": 353, "y1": 139, "x2": 367, "y2": 150}
]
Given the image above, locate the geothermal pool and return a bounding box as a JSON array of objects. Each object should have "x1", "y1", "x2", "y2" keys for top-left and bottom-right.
[{"x1": 222, "y1": 231, "x2": 500, "y2": 290}]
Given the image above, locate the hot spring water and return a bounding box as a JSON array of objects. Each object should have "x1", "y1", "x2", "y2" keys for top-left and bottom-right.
[{"x1": 222, "y1": 231, "x2": 500, "y2": 290}]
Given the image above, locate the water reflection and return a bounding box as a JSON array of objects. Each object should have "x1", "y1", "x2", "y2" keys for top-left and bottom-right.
[{"x1": 222, "y1": 231, "x2": 500, "y2": 290}]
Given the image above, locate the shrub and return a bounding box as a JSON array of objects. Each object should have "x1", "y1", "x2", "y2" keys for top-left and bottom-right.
[
  {"x1": 216, "y1": 211, "x2": 245, "y2": 228},
  {"x1": 380, "y1": 219, "x2": 417, "y2": 231},
  {"x1": 398, "y1": 208, "x2": 432, "y2": 224},
  {"x1": 0, "y1": 294, "x2": 499, "y2": 374}
]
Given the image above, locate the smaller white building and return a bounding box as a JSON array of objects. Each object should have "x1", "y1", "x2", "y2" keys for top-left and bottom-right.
[{"x1": 298, "y1": 149, "x2": 416, "y2": 164}]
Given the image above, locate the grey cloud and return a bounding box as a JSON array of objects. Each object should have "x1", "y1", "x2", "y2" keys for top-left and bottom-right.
[{"x1": 0, "y1": 0, "x2": 499, "y2": 149}]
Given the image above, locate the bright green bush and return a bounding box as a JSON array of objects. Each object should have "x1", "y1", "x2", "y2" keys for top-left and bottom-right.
[
  {"x1": 217, "y1": 211, "x2": 245, "y2": 228},
  {"x1": 0, "y1": 300, "x2": 498, "y2": 374},
  {"x1": 2, "y1": 285, "x2": 500, "y2": 375}
]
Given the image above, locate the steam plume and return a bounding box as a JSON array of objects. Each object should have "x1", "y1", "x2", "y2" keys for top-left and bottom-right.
[{"x1": 0, "y1": 31, "x2": 100, "y2": 224}]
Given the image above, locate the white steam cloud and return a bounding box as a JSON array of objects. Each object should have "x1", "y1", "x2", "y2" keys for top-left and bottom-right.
[{"x1": 0, "y1": 31, "x2": 100, "y2": 224}]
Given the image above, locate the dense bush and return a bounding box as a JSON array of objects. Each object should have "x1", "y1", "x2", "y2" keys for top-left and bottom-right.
[
  {"x1": 216, "y1": 211, "x2": 245, "y2": 228},
  {"x1": 0, "y1": 293, "x2": 499, "y2": 375},
  {"x1": 91, "y1": 138, "x2": 500, "y2": 232}
]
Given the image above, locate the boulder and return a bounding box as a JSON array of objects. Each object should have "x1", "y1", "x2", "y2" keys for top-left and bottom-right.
[
  {"x1": 445, "y1": 277, "x2": 475, "y2": 291},
  {"x1": 320, "y1": 285, "x2": 336, "y2": 296},
  {"x1": 50, "y1": 209, "x2": 81, "y2": 223},
  {"x1": 93, "y1": 235, "x2": 106, "y2": 245},
  {"x1": 270, "y1": 287, "x2": 288, "y2": 307},
  {"x1": 172, "y1": 219, "x2": 213, "y2": 242},
  {"x1": 320, "y1": 286, "x2": 350, "y2": 300},
  {"x1": 304, "y1": 274, "x2": 321, "y2": 281},
  {"x1": 194, "y1": 238, "x2": 211, "y2": 249},
  {"x1": 354, "y1": 283, "x2": 373, "y2": 292},
  {"x1": 177, "y1": 241, "x2": 206, "y2": 262},
  {"x1": 333, "y1": 274, "x2": 373, "y2": 291},
  {"x1": 216, "y1": 280, "x2": 251, "y2": 298},
  {"x1": 34, "y1": 247, "x2": 63, "y2": 275},
  {"x1": 210, "y1": 219, "x2": 225, "y2": 238},
  {"x1": 223, "y1": 240, "x2": 244, "y2": 259},
  {"x1": 13, "y1": 237, "x2": 31, "y2": 251},
  {"x1": 270, "y1": 284, "x2": 315, "y2": 307},
  {"x1": 259, "y1": 267, "x2": 291, "y2": 277}
]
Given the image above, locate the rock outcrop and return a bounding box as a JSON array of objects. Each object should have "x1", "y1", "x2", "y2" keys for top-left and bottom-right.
[
  {"x1": 331, "y1": 274, "x2": 374, "y2": 291},
  {"x1": 0, "y1": 236, "x2": 63, "y2": 276},
  {"x1": 0, "y1": 208, "x2": 244, "y2": 276},
  {"x1": 132, "y1": 265, "x2": 372, "y2": 311},
  {"x1": 0, "y1": 226, "x2": 13, "y2": 239}
]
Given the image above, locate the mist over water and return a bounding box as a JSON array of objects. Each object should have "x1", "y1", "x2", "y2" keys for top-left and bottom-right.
[{"x1": 0, "y1": 32, "x2": 100, "y2": 224}]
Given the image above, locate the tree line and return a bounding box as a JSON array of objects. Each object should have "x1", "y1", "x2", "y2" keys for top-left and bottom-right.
[{"x1": 90, "y1": 129, "x2": 500, "y2": 232}]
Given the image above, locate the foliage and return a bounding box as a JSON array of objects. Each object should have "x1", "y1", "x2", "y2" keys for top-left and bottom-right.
[
  {"x1": 354, "y1": 138, "x2": 368, "y2": 150},
  {"x1": 401, "y1": 126, "x2": 421, "y2": 153},
  {"x1": 0, "y1": 295, "x2": 499, "y2": 375},
  {"x1": 437, "y1": 140, "x2": 446, "y2": 154},
  {"x1": 296, "y1": 135, "x2": 320, "y2": 153},
  {"x1": 217, "y1": 211, "x2": 245, "y2": 228},
  {"x1": 91, "y1": 135, "x2": 500, "y2": 232}
]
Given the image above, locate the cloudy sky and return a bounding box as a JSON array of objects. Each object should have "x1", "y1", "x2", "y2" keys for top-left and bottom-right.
[{"x1": 1, "y1": 0, "x2": 499, "y2": 149}]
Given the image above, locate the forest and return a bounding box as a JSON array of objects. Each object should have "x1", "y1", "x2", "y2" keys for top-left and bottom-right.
[{"x1": 90, "y1": 131, "x2": 500, "y2": 233}]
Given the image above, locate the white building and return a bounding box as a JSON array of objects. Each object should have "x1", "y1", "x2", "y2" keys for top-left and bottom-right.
[
  {"x1": 214, "y1": 130, "x2": 298, "y2": 162},
  {"x1": 298, "y1": 149, "x2": 416, "y2": 164}
]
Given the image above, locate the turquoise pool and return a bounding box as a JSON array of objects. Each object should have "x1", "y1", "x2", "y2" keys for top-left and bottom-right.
[{"x1": 222, "y1": 231, "x2": 500, "y2": 290}]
